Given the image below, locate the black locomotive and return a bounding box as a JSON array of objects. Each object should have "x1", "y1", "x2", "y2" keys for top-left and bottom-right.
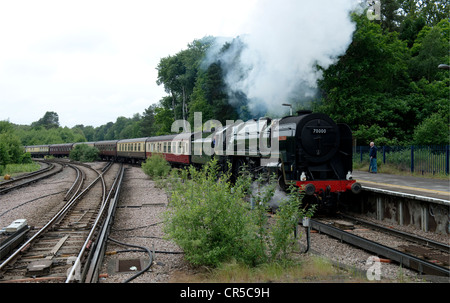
[
  {"x1": 25, "y1": 110, "x2": 361, "y2": 211},
  {"x1": 201, "y1": 110, "x2": 361, "y2": 210}
]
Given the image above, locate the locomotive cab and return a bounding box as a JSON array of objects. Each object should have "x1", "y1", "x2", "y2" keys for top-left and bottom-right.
[{"x1": 277, "y1": 110, "x2": 361, "y2": 210}]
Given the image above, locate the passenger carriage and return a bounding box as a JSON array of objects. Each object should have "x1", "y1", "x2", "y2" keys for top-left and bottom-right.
[{"x1": 145, "y1": 133, "x2": 191, "y2": 166}]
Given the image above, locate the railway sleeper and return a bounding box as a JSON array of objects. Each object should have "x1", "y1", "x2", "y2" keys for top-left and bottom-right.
[
  {"x1": 26, "y1": 259, "x2": 53, "y2": 277},
  {"x1": 25, "y1": 235, "x2": 69, "y2": 277},
  {"x1": 398, "y1": 245, "x2": 449, "y2": 266}
]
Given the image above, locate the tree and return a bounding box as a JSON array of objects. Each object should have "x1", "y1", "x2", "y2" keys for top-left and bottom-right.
[
  {"x1": 74, "y1": 125, "x2": 95, "y2": 142},
  {"x1": 379, "y1": 0, "x2": 403, "y2": 32},
  {"x1": 154, "y1": 100, "x2": 175, "y2": 135},
  {"x1": 316, "y1": 11, "x2": 449, "y2": 146},
  {"x1": 413, "y1": 112, "x2": 450, "y2": 145},
  {"x1": 156, "y1": 37, "x2": 216, "y2": 125},
  {"x1": 0, "y1": 121, "x2": 27, "y2": 166},
  {"x1": 31, "y1": 111, "x2": 60, "y2": 129},
  {"x1": 316, "y1": 14, "x2": 411, "y2": 143},
  {"x1": 140, "y1": 105, "x2": 157, "y2": 136},
  {"x1": 409, "y1": 19, "x2": 449, "y2": 82}
]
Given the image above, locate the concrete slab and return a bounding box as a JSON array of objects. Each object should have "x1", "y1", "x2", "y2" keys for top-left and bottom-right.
[{"x1": 353, "y1": 171, "x2": 450, "y2": 203}]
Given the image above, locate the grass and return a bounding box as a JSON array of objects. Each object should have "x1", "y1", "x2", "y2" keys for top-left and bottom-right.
[
  {"x1": 169, "y1": 255, "x2": 355, "y2": 283},
  {"x1": 1, "y1": 163, "x2": 41, "y2": 178}
]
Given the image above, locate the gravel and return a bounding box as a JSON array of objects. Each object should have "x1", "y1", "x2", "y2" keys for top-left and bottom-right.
[
  {"x1": 0, "y1": 163, "x2": 75, "y2": 229},
  {"x1": 1, "y1": 162, "x2": 446, "y2": 283},
  {"x1": 98, "y1": 165, "x2": 185, "y2": 283}
]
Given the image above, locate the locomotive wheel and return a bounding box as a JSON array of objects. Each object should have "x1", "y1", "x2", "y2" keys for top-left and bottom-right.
[
  {"x1": 231, "y1": 158, "x2": 247, "y2": 182},
  {"x1": 278, "y1": 174, "x2": 287, "y2": 191}
]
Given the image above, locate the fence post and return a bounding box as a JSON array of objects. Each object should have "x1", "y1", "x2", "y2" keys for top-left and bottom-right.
[
  {"x1": 411, "y1": 145, "x2": 414, "y2": 173},
  {"x1": 383, "y1": 146, "x2": 386, "y2": 164},
  {"x1": 446, "y1": 145, "x2": 449, "y2": 175},
  {"x1": 360, "y1": 146, "x2": 363, "y2": 163}
]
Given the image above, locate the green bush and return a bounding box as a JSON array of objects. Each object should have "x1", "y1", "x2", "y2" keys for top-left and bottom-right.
[
  {"x1": 163, "y1": 159, "x2": 315, "y2": 268},
  {"x1": 270, "y1": 184, "x2": 316, "y2": 260},
  {"x1": 141, "y1": 153, "x2": 171, "y2": 179},
  {"x1": 69, "y1": 144, "x2": 99, "y2": 162}
]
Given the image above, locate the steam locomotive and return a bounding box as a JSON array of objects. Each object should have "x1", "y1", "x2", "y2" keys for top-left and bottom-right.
[
  {"x1": 203, "y1": 110, "x2": 361, "y2": 210},
  {"x1": 25, "y1": 110, "x2": 361, "y2": 210}
]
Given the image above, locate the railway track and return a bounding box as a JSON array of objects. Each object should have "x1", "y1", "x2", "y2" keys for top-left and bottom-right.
[
  {"x1": 0, "y1": 162, "x2": 125, "y2": 283},
  {"x1": 0, "y1": 161, "x2": 63, "y2": 195},
  {"x1": 310, "y1": 214, "x2": 450, "y2": 278}
]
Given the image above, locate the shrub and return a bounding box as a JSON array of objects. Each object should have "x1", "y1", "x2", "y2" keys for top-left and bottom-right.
[
  {"x1": 69, "y1": 144, "x2": 99, "y2": 162},
  {"x1": 20, "y1": 152, "x2": 33, "y2": 164},
  {"x1": 141, "y1": 153, "x2": 171, "y2": 179},
  {"x1": 163, "y1": 159, "x2": 316, "y2": 268},
  {"x1": 269, "y1": 184, "x2": 315, "y2": 260},
  {"x1": 163, "y1": 160, "x2": 261, "y2": 267}
]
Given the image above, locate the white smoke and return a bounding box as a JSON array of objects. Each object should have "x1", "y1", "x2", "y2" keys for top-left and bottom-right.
[{"x1": 205, "y1": 0, "x2": 361, "y2": 117}]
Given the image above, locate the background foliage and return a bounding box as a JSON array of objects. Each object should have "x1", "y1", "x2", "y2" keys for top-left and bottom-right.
[
  {"x1": 2, "y1": 1, "x2": 449, "y2": 164},
  {"x1": 69, "y1": 144, "x2": 100, "y2": 162}
]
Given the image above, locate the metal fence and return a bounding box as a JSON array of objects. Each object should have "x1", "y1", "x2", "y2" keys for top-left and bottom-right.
[{"x1": 354, "y1": 145, "x2": 450, "y2": 175}]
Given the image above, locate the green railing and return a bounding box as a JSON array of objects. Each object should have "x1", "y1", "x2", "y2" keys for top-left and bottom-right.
[{"x1": 354, "y1": 145, "x2": 450, "y2": 175}]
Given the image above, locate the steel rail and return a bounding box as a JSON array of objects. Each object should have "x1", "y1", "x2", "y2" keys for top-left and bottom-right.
[
  {"x1": 64, "y1": 164, "x2": 83, "y2": 201},
  {"x1": 339, "y1": 214, "x2": 450, "y2": 252},
  {"x1": 0, "y1": 161, "x2": 53, "y2": 186},
  {"x1": 0, "y1": 162, "x2": 62, "y2": 195},
  {"x1": 65, "y1": 164, "x2": 123, "y2": 283},
  {"x1": 0, "y1": 165, "x2": 104, "y2": 272},
  {"x1": 82, "y1": 164, "x2": 125, "y2": 283},
  {"x1": 310, "y1": 219, "x2": 450, "y2": 277}
]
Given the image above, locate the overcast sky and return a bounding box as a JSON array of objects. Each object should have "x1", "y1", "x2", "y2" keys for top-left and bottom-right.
[{"x1": 0, "y1": 0, "x2": 258, "y2": 127}]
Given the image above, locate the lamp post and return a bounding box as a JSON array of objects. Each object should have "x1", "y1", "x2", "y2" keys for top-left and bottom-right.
[
  {"x1": 282, "y1": 103, "x2": 292, "y2": 116},
  {"x1": 438, "y1": 64, "x2": 450, "y2": 70}
]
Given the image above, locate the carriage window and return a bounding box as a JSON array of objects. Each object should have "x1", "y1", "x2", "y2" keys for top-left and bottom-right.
[{"x1": 168, "y1": 142, "x2": 171, "y2": 153}]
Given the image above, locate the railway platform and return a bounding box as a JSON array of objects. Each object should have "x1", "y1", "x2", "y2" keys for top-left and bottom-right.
[
  {"x1": 353, "y1": 171, "x2": 450, "y2": 204},
  {"x1": 349, "y1": 171, "x2": 449, "y2": 234}
]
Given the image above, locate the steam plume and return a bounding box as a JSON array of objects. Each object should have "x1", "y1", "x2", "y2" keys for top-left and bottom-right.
[{"x1": 205, "y1": 0, "x2": 361, "y2": 117}]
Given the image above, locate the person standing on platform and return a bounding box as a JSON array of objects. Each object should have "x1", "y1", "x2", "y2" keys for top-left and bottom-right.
[{"x1": 369, "y1": 142, "x2": 377, "y2": 173}]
